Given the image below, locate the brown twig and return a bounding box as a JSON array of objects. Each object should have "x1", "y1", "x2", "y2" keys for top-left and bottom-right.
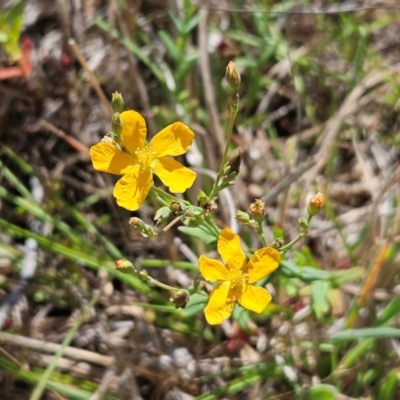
[
  {"x1": 197, "y1": 6, "x2": 225, "y2": 158},
  {"x1": 68, "y1": 38, "x2": 113, "y2": 115}
]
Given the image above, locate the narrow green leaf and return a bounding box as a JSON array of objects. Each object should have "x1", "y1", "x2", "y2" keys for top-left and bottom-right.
[
  {"x1": 175, "y1": 51, "x2": 199, "y2": 83},
  {"x1": 179, "y1": 226, "x2": 217, "y2": 245},
  {"x1": 377, "y1": 368, "x2": 398, "y2": 400},
  {"x1": 331, "y1": 327, "x2": 400, "y2": 342},
  {"x1": 182, "y1": 13, "x2": 202, "y2": 35},
  {"x1": 330, "y1": 267, "x2": 364, "y2": 286},
  {"x1": 158, "y1": 30, "x2": 181, "y2": 62}
]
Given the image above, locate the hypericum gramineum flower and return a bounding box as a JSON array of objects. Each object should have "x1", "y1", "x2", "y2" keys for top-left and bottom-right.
[
  {"x1": 199, "y1": 228, "x2": 280, "y2": 325},
  {"x1": 90, "y1": 111, "x2": 197, "y2": 211}
]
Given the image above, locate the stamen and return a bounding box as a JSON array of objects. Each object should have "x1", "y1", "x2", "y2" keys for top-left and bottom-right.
[{"x1": 135, "y1": 146, "x2": 156, "y2": 170}]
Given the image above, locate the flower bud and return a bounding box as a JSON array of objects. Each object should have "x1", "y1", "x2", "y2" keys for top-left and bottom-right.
[
  {"x1": 249, "y1": 199, "x2": 265, "y2": 223},
  {"x1": 226, "y1": 61, "x2": 241, "y2": 91},
  {"x1": 298, "y1": 217, "x2": 309, "y2": 230},
  {"x1": 115, "y1": 259, "x2": 136, "y2": 274},
  {"x1": 111, "y1": 91, "x2": 124, "y2": 113},
  {"x1": 170, "y1": 201, "x2": 184, "y2": 215},
  {"x1": 271, "y1": 238, "x2": 284, "y2": 249},
  {"x1": 139, "y1": 270, "x2": 149, "y2": 281},
  {"x1": 170, "y1": 289, "x2": 190, "y2": 309},
  {"x1": 129, "y1": 217, "x2": 156, "y2": 237},
  {"x1": 226, "y1": 151, "x2": 241, "y2": 176},
  {"x1": 236, "y1": 210, "x2": 251, "y2": 224},
  {"x1": 197, "y1": 190, "x2": 209, "y2": 207},
  {"x1": 111, "y1": 112, "x2": 124, "y2": 150},
  {"x1": 307, "y1": 192, "x2": 325, "y2": 217}
]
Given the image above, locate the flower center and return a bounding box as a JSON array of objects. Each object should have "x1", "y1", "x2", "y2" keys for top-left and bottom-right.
[
  {"x1": 135, "y1": 146, "x2": 156, "y2": 170},
  {"x1": 231, "y1": 270, "x2": 248, "y2": 290}
]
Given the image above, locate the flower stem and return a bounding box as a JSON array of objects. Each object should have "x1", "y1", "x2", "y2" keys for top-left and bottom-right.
[
  {"x1": 150, "y1": 186, "x2": 189, "y2": 206},
  {"x1": 280, "y1": 215, "x2": 313, "y2": 252},
  {"x1": 146, "y1": 275, "x2": 182, "y2": 292},
  {"x1": 162, "y1": 214, "x2": 184, "y2": 233},
  {"x1": 257, "y1": 220, "x2": 268, "y2": 247},
  {"x1": 209, "y1": 93, "x2": 239, "y2": 199}
]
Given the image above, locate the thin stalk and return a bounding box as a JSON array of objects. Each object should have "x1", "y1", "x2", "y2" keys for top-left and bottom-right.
[
  {"x1": 29, "y1": 290, "x2": 103, "y2": 400},
  {"x1": 280, "y1": 215, "x2": 312, "y2": 252},
  {"x1": 150, "y1": 186, "x2": 189, "y2": 205},
  {"x1": 209, "y1": 94, "x2": 239, "y2": 200},
  {"x1": 257, "y1": 220, "x2": 268, "y2": 247}
]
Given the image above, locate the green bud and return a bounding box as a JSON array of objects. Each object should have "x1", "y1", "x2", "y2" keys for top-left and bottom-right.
[
  {"x1": 139, "y1": 270, "x2": 149, "y2": 281},
  {"x1": 197, "y1": 190, "x2": 209, "y2": 207},
  {"x1": 236, "y1": 210, "x2": 250, "y2": 224},
  {"x1": 111, "y1": 112, "x2": 124, "y2": 148},
  {"x1": 115, "y1": 259, "x2": 136, "y2": 274},
  {"x1": 129, "y1": 217, "x2": 156, "y2": 237},
  {"x1": 111, "y1": 91, "x2": 124, "y2": 113},
  {"x1": 298, "y1": 217, "x2": 309, "y2": 230}
]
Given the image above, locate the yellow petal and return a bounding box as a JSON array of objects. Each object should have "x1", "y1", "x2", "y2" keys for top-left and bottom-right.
[
  {"x1": 151, "y1": 157, "x2": 196, "y2": 193},
  {"x1": 121, "y1": 110, "x2": 147, "y2": 155},
  {"x1": 90, "y1": 142, "x2": 136, "y2": 174},
  {"x1": 217, "y1": 228, "x2": 246, "y2": 269},
  {"x1": 246, "y1": 247, "x2": 280, "y2": 284},
  {"x1": 204, "y1": 281, "x2": 234, "y2": 325},
  {"x1": 199, "y1": 255, "x2": 230, "y2": 282},
  {"x1": 234, "y1": 285, "x2": 272, "y2": 313},
  {"x1": 149, "y1": 122, "x2": 194, "y2": 157},
  {"x1": 113, "y1": 167, "x2": 152, "y2": 211}
]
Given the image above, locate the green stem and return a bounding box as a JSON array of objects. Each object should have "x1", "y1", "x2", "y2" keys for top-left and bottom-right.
[
  {"x1": 151, "y1": 186, "x2": 189, "y2": 205},
  {"x1": 146, "y1": 274, "x2": 184, "y2": 293},
  {"x1": 257, "y1": 220, "x2": 268, "y2": 247},
  {"x1": 280, "y1": 215, "x2": 313, "y2": 252},
  {"x1": 161, "y1": 214, "x2": 184, "y2": 233},
  {"x1": 204, "y1": 214, "x2": 220, "y2": 237},
  {"x1": 209, "y1": 93, "x2": 239, "y2": 199}
]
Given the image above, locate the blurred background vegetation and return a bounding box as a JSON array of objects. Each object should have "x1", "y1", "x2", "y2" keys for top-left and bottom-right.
[{"x1": 1, "y1": 0, "x2": 400, "y2": 399}]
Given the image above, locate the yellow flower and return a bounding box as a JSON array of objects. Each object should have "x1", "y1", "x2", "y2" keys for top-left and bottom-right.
[
  {"x1": 90, "y1": 111, "x2": 197, "y2": 211},
  {"x1": 199, "y1": 228, "x2": 280, "y2": 325}
]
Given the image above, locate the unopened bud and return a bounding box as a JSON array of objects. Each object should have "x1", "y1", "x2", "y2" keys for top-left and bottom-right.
[
  {"x1": 271, "y1": 238, "x2": 284, "y2": 249},
  {"x1": 111, "y1": 92, "x2": 124, "y2": 113},
  {"x1": 298, "y1": 217, "x2": 309, "y2": 230},
  {"x1": 170, "y1": 201, "x2": 184, "y2": 215},
  {"x1": 308, "y1": 192, "x2": 325, "y2": 216},
  {"x1": 197, "y1": 190, "x2": 209, "y2": 207},
  {"x1": 226, "y1": 61, "x2": 241, "y2": 91},
  {"x1": 236, "y1": 210, "x2": 251, "y2": 224},
  {"x1": 226, "y1": 151, "x2": 241, "y2": 176},
  {"x1": 115, "y1": 259, "x2": 136, "y2": 274},
  {"x1": 129, "y1": 217, "x2": 156, "y2": 237},
  {"x1": 139, "y1": 270, "x2": 149, "y2": 281},
  {"x1": 249, "y1": 199, "x2": 265, "y2": 222},
  {"x1": 111, "y1": 112, "x2": 124, "y2": 144},
  {"x1": 170, "y1": 289, "x2": 190, "y2": 309}
]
